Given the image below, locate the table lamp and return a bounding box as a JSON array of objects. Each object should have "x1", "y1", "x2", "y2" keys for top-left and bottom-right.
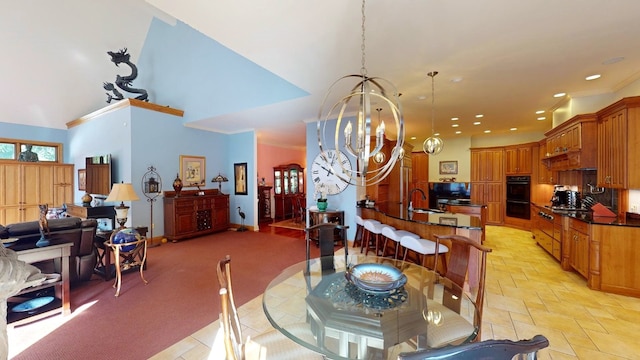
[
  {"x1": 105, "y1": 182, "x2": 140, "y2": 229},
  {"x1": 211, "y1": 173, "x2": 229, "y2": 194}
]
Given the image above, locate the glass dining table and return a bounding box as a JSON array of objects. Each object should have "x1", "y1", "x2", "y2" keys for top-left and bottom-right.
[{"x1": 262, "y1": 254, "x2": 479, "y2": 360}]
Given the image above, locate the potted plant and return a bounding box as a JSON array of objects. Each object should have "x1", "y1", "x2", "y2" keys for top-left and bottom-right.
[{"x1": 314, "y1": 183, "x2": 329, "y2": 211}]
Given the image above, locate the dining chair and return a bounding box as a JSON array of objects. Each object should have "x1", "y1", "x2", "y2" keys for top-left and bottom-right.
[
  {"x1": 305, "y1": 223, "x2": 349, "y2": 272},
  {"x1": 217, "y1": 255, "x2": 323, "y2": 360},
  {"x1": 428, "y1": 234, "x2": 492, "y2": 348},
  {"x1": 397, "y1": 335, "x2": 549, "y2": 360}
]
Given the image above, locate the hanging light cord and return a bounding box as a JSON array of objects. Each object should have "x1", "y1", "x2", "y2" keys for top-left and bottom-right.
[
  {"x1": 360, "y1": 0, "x2": 367, "y2": 77},
  {"x1": 428, "y1": 71, "x2": 438, "y2": 135}
]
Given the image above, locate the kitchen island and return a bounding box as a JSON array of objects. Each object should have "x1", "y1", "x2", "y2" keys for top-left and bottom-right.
[{"x1": 358, "y1": 203, "x2": 484, "y2": 289}]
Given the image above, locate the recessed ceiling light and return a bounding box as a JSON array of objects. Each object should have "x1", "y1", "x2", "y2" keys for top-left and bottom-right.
[
  {"x1": 455, "y1": 131, "x2": 462, "y2": 134},
  {"x1": 553, "y1": 92, "x2": 566, "y2": 98},
  {"x1": 510, "y1": 127, "x2": 517, "y2": 131},
  {"x1": 473, "y1": 121, "x2": 481, "y2": 125},
  {"x1": 451, "y1": 117, "x2": 459, "y2": 121},
  {"x1": 475, "y1": 114, "x2": 484, "y2": 118},
  {"x1": 452, "y1": 124, "x2": 459, "y2": 127},
  {"x1": 535, "y1": 110, "x2": 545, "y2": 114},
  {"x1": 537, "y1": 117, "x2": 546, "y2": 120},
  {"x1": 418, "y1": 95, "x2": 427, "y2": 100},
  {"x1": 484, "y1": 130, "x2": 491, "y2": 133},
  {"x1": 585, "y1": 74, "x2": 601, "y2": 81},
  {"x1": 450, "y1": 77, "x2": 463, "y2": 83},
  {"x1": 410, "y1": 136, "x2": 416, "y2": 140},
  {"x1": 434, "y1": 132, "x2": 440, "y2": 136},
  {"x1": 603, "y1": 56, "x2": 624, "y2": 65}
]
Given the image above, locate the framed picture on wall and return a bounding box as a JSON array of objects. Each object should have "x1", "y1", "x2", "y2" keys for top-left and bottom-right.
[
  {"x1": 180, "y1": 155, "x2": 206, "y2": 187},
  {"x1": 78, "y1": 169, "x2": 86, "y2": 191},
  {"x1": 234, "y1": 163, "x2": 248, "y2": 195},
  {"x1": 439, "y1": 160, "x2": 458, "y2": 175}
]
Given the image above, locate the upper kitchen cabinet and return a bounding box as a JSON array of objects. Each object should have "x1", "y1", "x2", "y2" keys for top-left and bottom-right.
[
  {"x1": 505, "y1": 143, "x2": 533, "y2": 174},
  {"x1": 542, "y1": 114, "x2": 597, "y2": 171},
  {"x1": 471, "y1": 147, "x2": 504, "y2": 182},
  {"x1": 596, "y1": 96, "x2": 640, "y2": 189},
  {"x1": 537, "y1": 139, "x2": 555, "y2": 184}
]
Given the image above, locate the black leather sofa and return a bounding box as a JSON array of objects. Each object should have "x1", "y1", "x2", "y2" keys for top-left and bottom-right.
[{"x1": 0, "y1": 217, "x2": 98, "y2": 284}]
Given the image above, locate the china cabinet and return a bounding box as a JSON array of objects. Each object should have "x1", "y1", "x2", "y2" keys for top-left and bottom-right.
[{"x1": 273, "y1": 164, "x2": 304, "y2": 220}]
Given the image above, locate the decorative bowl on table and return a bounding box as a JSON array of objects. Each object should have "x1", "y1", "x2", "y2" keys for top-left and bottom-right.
[
  {"x1": 345, "y1": 263, "x2": 407, "y2": 295},
  {"x1": 111, "y1": 228, "x2": 141, "y2": 252}
]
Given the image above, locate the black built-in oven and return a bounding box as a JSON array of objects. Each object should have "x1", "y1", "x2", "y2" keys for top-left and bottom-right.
[{"x1": 506, "y1": 176, "x2": 531, "y2": 219}]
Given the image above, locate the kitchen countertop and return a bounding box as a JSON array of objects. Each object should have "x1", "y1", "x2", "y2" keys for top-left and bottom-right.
[
  {"x1": 364, "y1": 202, "x2": 483, "y2": 230},
  {"x1": 532, "y1": 203, "x2": 640, "y2": 227}
]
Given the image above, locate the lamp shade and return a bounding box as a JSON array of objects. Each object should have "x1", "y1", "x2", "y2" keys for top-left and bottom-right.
[{"x1": 105, "y1": 183, "x2": 140, "y2": 203}]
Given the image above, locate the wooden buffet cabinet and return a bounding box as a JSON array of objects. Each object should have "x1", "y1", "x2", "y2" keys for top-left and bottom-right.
[{"x1": 163, "y1": 189, "x2": 230, "y2": 242}]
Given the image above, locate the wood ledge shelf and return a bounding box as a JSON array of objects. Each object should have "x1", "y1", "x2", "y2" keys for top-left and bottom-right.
[{"x1": 66, "y1": 99, "x2": 184, "y2": 129}]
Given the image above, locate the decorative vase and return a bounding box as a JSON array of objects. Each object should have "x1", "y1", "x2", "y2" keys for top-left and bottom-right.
[
  {"x1": 173, "y1": 173, "x2": 183, "y2": 197},
  {"x1": 317, "y1": 200, "x2": 328, "y2": 212},
  {"x1": 81, "y1": 192, "x2": 93, "y2": 207}
]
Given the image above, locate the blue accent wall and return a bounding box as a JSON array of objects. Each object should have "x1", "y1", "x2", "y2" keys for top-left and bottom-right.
[
  {"x1": 137, "y1": 19, "x2": 308, "y2": 123},
  {"x1": 0, "y1": 123, "x2": 68, "y2": 160}
]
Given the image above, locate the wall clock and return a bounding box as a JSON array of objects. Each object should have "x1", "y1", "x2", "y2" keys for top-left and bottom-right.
[{"x1": 311, "y1": 150, "x2": 352, "y2": 194}]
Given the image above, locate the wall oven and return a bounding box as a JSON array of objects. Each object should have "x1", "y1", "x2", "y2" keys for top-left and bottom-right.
[{"x1": 506, "y1": 176, "x2": 531, "y2": 219}]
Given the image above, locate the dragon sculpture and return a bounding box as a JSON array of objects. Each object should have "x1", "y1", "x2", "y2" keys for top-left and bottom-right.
[{"x1": 103, "y1": 48, "x2": 148, "y2": 103}]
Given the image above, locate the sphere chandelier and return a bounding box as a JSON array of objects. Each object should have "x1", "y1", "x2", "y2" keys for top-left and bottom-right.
[
  {"x1": 317, "y1": 0, "x2": 405, "y2": 187},
  {"x1": 423, "y1": 71, "x2": 444, "y2": 155}
]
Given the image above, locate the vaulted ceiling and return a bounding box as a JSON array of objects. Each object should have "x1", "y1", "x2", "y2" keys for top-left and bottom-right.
[{"x1": 4, "y1": 0, "x2": 640, "y2": 148}]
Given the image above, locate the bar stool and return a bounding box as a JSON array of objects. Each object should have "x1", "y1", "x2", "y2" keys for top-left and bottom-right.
[
  {"x1": 381, "y1": 227, "x2": 419, "y2": 259},
  {"x1": 353, "y1": 215, "x2": 365, "y2": 252},
  {"x1": 363, "y1": 220, "x2": 394, "y2": 256},
  {"x1": 400, "y1": 235, "x2": 448, "y2": 270},
  {"x1": 359, "y1": 219, "x2": 380, "y2": 254}
]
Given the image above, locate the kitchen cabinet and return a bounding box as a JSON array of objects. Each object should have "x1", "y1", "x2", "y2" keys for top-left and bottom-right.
[
  {"x1": 596, "y1": 97, "x2": 640, "y2": 189},
  {"x1": 387, "y1": 142, "x2": 414, "y2": 207},
  {"x1": 0, "y1": 162, "x2": 62, "y2": 225},
  {"x1": 505, "y1": 144, "x2": 533, "y2": 174},
  {"x1": 567, "y1": 217, "x2": 589, "y2": 278},
  {"x1": 273, "y1": 163, "x2": 304, "y2": 220},
  {"x1": 163, "y1": 189, "x2": 230, "y2": 241},
  {"x1": 471, "y1": 148, "x2": 503, "y2": 182},
  {"x1": 410, "y1": 151, "x2": 429, "y2": 209},
  {"x1": 537, "y1": 140, "x2": 555, "y2": 184},
  {"x1": 543, "y1": 114, "x2": 597, "y2": 171},
  {"x1": 471, "y1": 147, "x2": 504, "y2": 225}
]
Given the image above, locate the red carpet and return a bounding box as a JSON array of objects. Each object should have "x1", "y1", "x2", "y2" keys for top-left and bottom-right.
[{"x1": 10, "y1": 230, "x2": 319, "y2": 360}]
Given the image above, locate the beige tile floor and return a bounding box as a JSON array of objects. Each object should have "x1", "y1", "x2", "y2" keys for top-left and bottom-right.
[{"x1": 151, "y1": 226, "x2": 640, "y2": 360}]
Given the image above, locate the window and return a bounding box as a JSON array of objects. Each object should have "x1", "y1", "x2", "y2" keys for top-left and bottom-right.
[{"x1": 0, "y1": 139, "x2": 62, "y2": 162}]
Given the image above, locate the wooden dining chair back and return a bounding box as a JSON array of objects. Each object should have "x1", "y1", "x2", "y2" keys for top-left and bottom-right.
[
  {"x1": 423, "y1": 234, "x2": 492, "y2": 348},
  {"x1": 217, "y1": 255, "x2": 243, "y2": 359},
  {"x1": 305, "y1": 223, "x2": 349, "y2": 272},
  {"x1": 217, "y1": 255, "x2": 325, "y2": 359},
  {"x1": 397, "y1": 335, "x2": 549, "y2": 360}
]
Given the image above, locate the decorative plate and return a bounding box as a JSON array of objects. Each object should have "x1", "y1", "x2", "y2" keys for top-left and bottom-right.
[
  {"x1": 345, "y1": 263, "x2": 407, "y2": 294},
  {"x1": 2, "y1": 237, "x2": 19, "y2": 247},
  {"x1": 12, "y1": 296, "x2": 55, "y2": 313}
]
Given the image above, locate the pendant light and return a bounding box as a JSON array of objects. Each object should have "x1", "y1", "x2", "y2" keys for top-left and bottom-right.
[
  {"x1": 317, "y1": 0, "x2": 405, "y2": 187},
  {"x1": 423, "y1": 71, "x2": 444, "y2": 155}
]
